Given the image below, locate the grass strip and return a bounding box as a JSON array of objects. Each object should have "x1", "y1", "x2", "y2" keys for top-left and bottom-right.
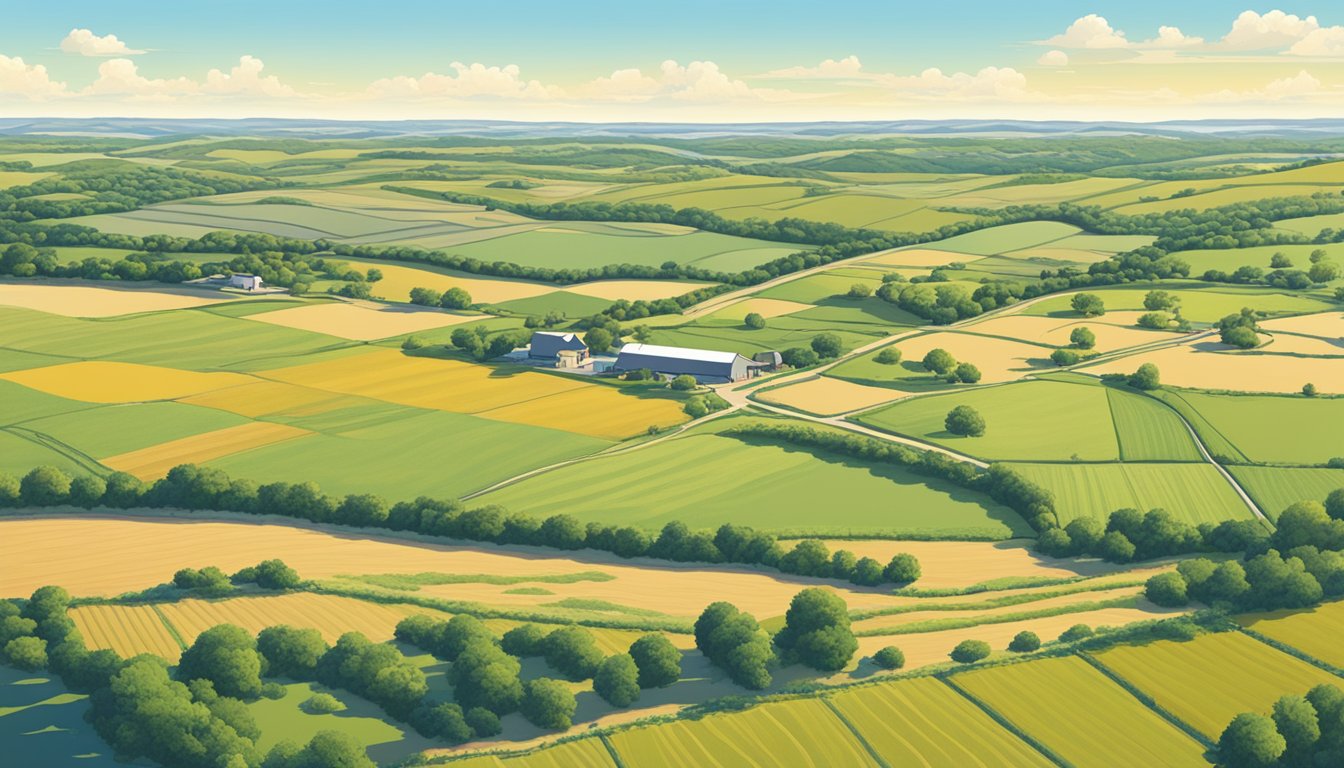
[
  {"x1": 150, "y1": 604, "x2": 188, "y2": 651},
  {"x1": 854, "y1": 579, "x2": 1146, "y2": 621},
  {"x1": 854, "y1": 596, "x2": 1138, "y2": 637},
  {"x1": 337, "y1": 570, "x2": 615, "y2": 592},
  {"x1": 1075, "y1": 651, "x2": 1214, "y2": 749}
]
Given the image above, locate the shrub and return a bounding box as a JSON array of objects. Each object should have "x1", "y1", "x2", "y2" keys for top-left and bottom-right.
[
  {"x1": 439, "y1": 287, "x2": 472, "y2": 309},
  {"x1": 811, "y1": 333, "x2": 843, "y2": 359},
  {"x1": 1059, "y1": 624, "x2": 1094, "y2": 642},
  {"x1": 1128, "y1": 363, "x2": 1161, "y2": 390},
  {"x1": 4, "y1": 635, "x2": 47, "y2": 671},
  {"x1": 846, "y1": 283, "x2": 872, "y2": 298},
  {"x1": 1069, "y1": 327, "x2": 1095, "y2": 349},
  {"x1": 945, "y1": 405, "x2": 986, "y2": 437},
  {"x1": 1051, "y1": 348, "x2": 1081, "y2": 366},
  {"x1": 883, "y1": 553, "x2": 921, "y2": 584},
  {"x1": 874, "y1": 347, "x2": 902, "y2": 365},
  {"x1": 302, "y1": 693, "x2": 345, "y2": 714},
  {"x1": 922, "y1": 348, "x2": 956, "y2": 375},
  {"x1": 629, "y1": 633, "x2": 681, "y2": 688},
  {"x1": 954, "y1": 362, "x2": 981, "y2": 384},
  {"x1": 950, "y1": 639, "x2": 991, "y2": 663},
  {"x1": 1303, "y1": 383, "x2": 1317, "y2": 397},
  {"x1": 593, "y1": 653, "x2": 641, "y2": 707},
  {"x1": 1137, "y1": 311, "x2": 1171, "y2": 329},
  {"x1": 669, "y1": 374, "x2": 698, "y2": 391},
  {"x1": 520, "y1": 678, "x2": 577, "y2": 730},
  {"x1": 1145, "y1": 572, "x2": 1189, "y2": 607},
  {"x1": 744, "y1": 312, "x2": 766, "y2": 330},
  {"x1": 872, "y1": 646, "x2": 904, "y2": 669},
  {"x1": 1009, "y1": 631, "x2": 1041, "y2": 653},
  {"x1": 1071, "y1": 293, "x2": 1105, "y2": 317}
]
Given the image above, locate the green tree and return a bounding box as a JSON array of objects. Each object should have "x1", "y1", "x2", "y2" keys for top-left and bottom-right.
[
  {"x1": 669, "y1": 374, "x2": 698, "y2": 391},
  {"x1": 1069, "y1": 326, "x2": 1096, "y2": 349},
  {"x1": 267, "y1": 730, "x2": 375, "y2": 768},
  {"x1": 1219, "y1": 712, "x2": 1286, "y2": 768},
  {"x1": 501, "y1": 624, "x2": 548, "y2": 657},
  {"x1": 449, "y1": 638, "x2": 523, "y2": 715},
  {"x1": 543, "y1": 627, "x2": 604, "y2": 681},
  {"x1": 1051, "y1": 348, "x2": 1081, "y2": 366},
  {"x1": 68, "y1": 475, "x2": 106, "y2": 507},
  {"x1": 20, "y1": 466, "x2": 72, "y2": 506},
  {"x1": 465, "y1": 707, "x2": 502, "y2": 738},
  {"x1": 811, "y1": 333, "x2": 843, "y2": 359},
  {"x1": 3, "y1": 635, "x2": 47, "y2": 670},
  {"x1": 883, "y1": 553, "x2": 921, "y2": 584},
  {"x1": 922, "y1": 348, "x2": 956, "y2": 375},
  {"x1": 1059, "y1": 624, "x2": 1094, "y2": 642},
  {"x1": 258, "y1": 626, "x2": 328, "y2": 680},
  {"x1": 1144, "y1": 290, "x2": 1180, "y2": 311},
  {"x1": 945, "y1": 405, "x2": 986, "y2": 437},
  {"x1": 1310, "y1": 261, "x2": 1341, "y2": 283},
  {"x1": 408, "y1": 287, "x2": 442, "y2": 306},
  {"x1": 1129, "y1": 362, "x2": 1161, "y2": 390},
  {"x1": 872, "y1": 646, "x2": 904, "y2": 669},
  {"x1": 744, "y1": 312, "x2": 766, "y2": 330},
  {"x1": 1270, "y1": 253, "x2": 1294, "y2": 269},
  {"x1": 1223, "y1": 325, "x2": 1260, "y2": 348},
  {"x1": 1326, "y1": 488, "x2": 1344, "y2": 520},
  {"x1": 1008, "y1": 631, "x2": 1041, "y2": 653},
  {"x1": 875, "y1": 347, "x2": 902, "y2": 365},
  {"x1": 176, "y1": 624, "x2": 263, "y2": 699},
  {"x1": 520, "y1": 678, "x2": 577, "y2": 730},
  {"x1": 1071, "y1": 293, "x2": 1105, "y2": 317},
  {"x1": 593, "y1": 653, "x2": 641, "y2": 708},
  {"x1": 774, "y1": 588, "x2": 857, "y2": 672},
  {"x1": 693, "y1": 602, "x2": 773, "y2": 689},
  {"x1": 1137, "y1": 311, "x2": 1171, "y2": 329},
  {"x1": 846, "y1": 283, "x2": 872, "y2": 298},
  {"x1": 1098, "y1": 531, "x2": 1136, "y2": 562},
  {"x1": 950, "y1": 639, "x2": 991, "y2": 663},
  {"x1": 584, "y1": 327, "x2": 614, "y2": 354},
  {"x1": 1272, "y1": 694, "x2": 1320, "y2": 767},
  {"x1": 439, "y1": 287, "x2": 472, "y2": 309},
  {"x1": 1303, "y1": 383, "x2": 1318, "y2": 397},
  {"x1": 629, "y1": 633, "x2": 681, "y2": 688},
  {"x1": 954, "y1": 362, "x2": 981, "y2": 384}
]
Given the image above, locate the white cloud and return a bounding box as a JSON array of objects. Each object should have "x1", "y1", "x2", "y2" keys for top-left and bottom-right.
[
  {"x1": 1287, "y1": 26, "x2": 1344, "y2": 56},
  {"x1": 1202, "y1": 70, "x2": 1324, "y2": 103},
  {"x1": 0, "y1": 54, "x2": 67, "y2": 98},
  {"x1": 204, "y1": 56, "x2": 295, "y2": 97},
  {"x1": 760, "y1": 55, "x2": 865, "y2": 79},
  {"x1": 875, "y1": 66, "x2": 1032, "y2": 100},
  {"x1": 1149, "y1": 26, "x2": 1203, "y2": 48},
  {"x1": 85, "y1": 58, "x2": 195, "y2": 98},
  {"x1": 368, "y1": 62, "x2": 559, "y2": 100},
  {"x1": 1263, "y1": 69, "x2": 1323, "y2": 97},
  {"x1": 60, "y1": 28, "x2": 144, "y2": 57},
  {"x1": 582, "y1": 60, "x2": 759, "y2": 102},
  {"x1": 1220, "y1": 10, "x2": 1319, "y2": 50},
  {"x1": 1037, "y1": 50, "x2": 1069, "y2": 66},
  {"x1": 1045, "y1": 14, "x2": 1129, "y2": 49},
  {"x1": 84, "y1": 56, "x2": 298, "y2": 102}
]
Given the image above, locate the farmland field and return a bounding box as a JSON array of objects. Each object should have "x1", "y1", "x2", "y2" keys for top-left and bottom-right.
[
  {"x1": 829, "y1": 331, "x2": 1051, "y2": 389},
  {"x1": 1005, "y1": 462, "x2": 1253, "y2": 524},
  {"x1": 1091, "y1": 631, "x2": 1342, "y2": 739},
  {"x1": 952, "y1": 655, "x2": 1209, "y2": 767},
  {"x1": 1240, "y1": 600, "x2": 1344, "y2": 669},
  {"x1": 1155, "y1": 390, "x2": 1344, "y2": 465},
  {"x1": 1226, "y1": 466, "x2": 1344, "y2": 519},
  {"x1": 69, "y1": 603, "x2": 184, "y2": 661}
]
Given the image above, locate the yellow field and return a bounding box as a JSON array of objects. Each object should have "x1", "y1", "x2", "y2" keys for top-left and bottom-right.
[
  {"x1": 1086, "y1": 340, "x2": 1342, "y2": 394},
  {"x1": 331, "y1": 257, "x2": 554, "y2": 305},
  {"x1": 1260, "y1": 311, "x2": 1344, "y2": 339},
  {"x1": 156, "y1": 593, "x2": 452, "y2": 646},
  {"x1": 1117, "y1": 184, "x2": 1344, "y2": 215},
  {"x1": 960, "y1": 313, "x2": 1177, "y2": 353},
  {"x1": 607, "y1": 698, "x2": 879, "y2": 768},
  {"x1": 954, "y1": 655, "x2": 1209, "y2": 767},
  {"x1": 892, "y1": 331, "x2": 1051, "y2": 384},
  {"x1": 0, "y1": 170, "x2": 53, "y2": 188},
  {"x1": 563, "y1": 280, "x2": 713, "y2": 302},
  {"x1": 449, "y1": 738, "x2": 618, "y2": 768},
  {"x1": 828, "y1": 677, "x2": 1052, "y2": 767},
  {"x1": 70, "y1": 603, "x2": 183, "y2": 661},
  {"x1": 758, "y1": 376, "x2": 906, "y2": 415},
  {"x1": 0, "y1": 282, "x2": 230, "y2": 317},
  {"x1": 0, "y1": 361, "x2": 254, "y2": 403},
  {"x1": 0, "y1": 517, "x2": 898, "y2": 619},
  {"x1": 1261, "y1": 333, "x2": 1344, "y2": 355},
  {"x1": 263, "y1": 347, "x2": 686, "y2": 438},
  {"x1": 1092, "y1": 631, "x2": 1342, "y2": 739},
  {"x1": 1240, "y1": 600, "x2": 1344, "y2": 669},
  {"x1": 178, "y1": 380, "x2": 362, "y2": 419},
  {"x1": 246, "y1": 301, "x2": 481, "y2": 340},
  {"x1": 862, "y1": 248, "x2": 972, "y2": 267},
  {"x1": 477, "y1": 386, "x2": 688, "y2": 440},
  {"x1": 853, "y1": 585, "x2": 1143, "y2": 633},
  {"x1": 101, "y1": 422, "x2": 312, "y2": 480}
]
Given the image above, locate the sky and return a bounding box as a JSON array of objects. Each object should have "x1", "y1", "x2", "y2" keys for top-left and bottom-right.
[{"x1": 1, "y1": 2, "x2": 1342, "y2": 122}]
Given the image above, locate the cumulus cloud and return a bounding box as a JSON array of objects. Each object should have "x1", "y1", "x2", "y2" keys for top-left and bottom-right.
[
  {"x1": 1037, "y1": 50, "x2": 1069, "y2": 66},
  {"x1": 1201, "y1": 70, "x2": 1324, "y2": 103},
  {"x1": 368, "y1": 62, "x2": 559, "y2": 100},
  {"x1": 1287, "y1": 26, "x2": 1344, "y2": 56},
  {"x1": 0, "y1": 54, "x2": 67, "y2": 98},
  {"x1": 203, "y1": 55, "x2": 296, "y2": 97},
  {"x1": 1219, "y1": 10, "x2": 1319, "y2": 50},
  {"x1": 874, "y1": 66, "x2": 1032, "y2": 100},
  {"x1": 60, "y1": 28, "x2": 144, "y2": 57},
  {"x1": 582, "y1": 60, "x2": 759, "y2": 102},
  {"x1": 1043, "y1": 14, "x2": 1202, "y2": 50},
  {"x1": 760, "y1": 55, "x2": 865, "y2": 79},
  {"x1": 84, "y1": 56, "x2": 297, "y2": 101}
]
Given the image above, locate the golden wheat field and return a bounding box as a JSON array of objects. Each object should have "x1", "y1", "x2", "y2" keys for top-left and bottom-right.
[
  {"x1": 0, "y1": 361, "x2": 253, "y2": 403},
  {"x1": 959, "y1": 313, "x2": 1179, "y2": 353},
  {"x1": 851, "y1": 585, "x2": 1145, "y2": 633},
  {"x1": 477, "y1": 386, "x2": 687, "y2": 439},
  {"x1": 156, "y1": 593, "x2": 452, "y2": 645},
  {"x1": 101, "y1": 422, "x2": 313, "y2": 480},
  {"x1": 178, "y1": 380, "x2": 363, "y2": 419},
  {"x1": 757, "y1": 376, "x2": 907, "y2": 415},
  {"x1": 1086, "y1": 340, "x2": 1342, "y2": 394},
  {"x1": 329, "y1": 257, "x2": 554, "y2": 305},
  {"x1": 1259, "y1": 311, "x2": 1344, "y2": 339},
  {"x1": 0, "y1": 282, "x2": 231, "y2": 317},
  {"x1": 890, "y1": 331, "x2": 1052, "y2": 384},
  {"x1": 246, "y1": 301, "x2": 481, "y2": 340},
  {"x1": 70, "y1": 603, "x2": 184, "y2": 661}
]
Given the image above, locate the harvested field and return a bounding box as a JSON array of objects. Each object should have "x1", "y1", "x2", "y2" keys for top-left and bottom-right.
[
  {"x1": 562, "y1": 280, "x2": 713, "y2": 301},
  {"x1": 953, "y1": 655, "x2": 1209, "y2": 767},
  {"x1": 0, "y1": 361, "x2": 253, "y2": 403},
  {"x1": 862, "y1": 248, "x2": 979, "y2": 267},
  {"x1": 852, "y1": 585, "x2": 1145, "y2": 633},
  {"x1": 828, "y1": 677, "x2": 1052, "y2": 767},
  {"x1": 832, "y1": 331, "x2": 1050, "y2": 387},
  {"x1": 1091, "y1": 631, "x2": 1342, "y2": 739},
  {"x1": 324, "y1": 257, "x2": 554, "y2": 305},
  {"x1": 475, "y1": 386, "x2": 687, "y2": 440},
  {"x1": 1086, "y1": 340, "x2": 1344, "y2": 394},
  {"x1": 450, "y1": 738, "x2": 618, "y2": 768},
  {"x1": 607, "y1": 697, "x2": 878, "y2": 768},
  {"x1": 958, "y1": 313, "x2": 1177, "y2": 353},
  {"x1": 1260, "y1": 333, "x2": 1344, "y2": 355},
  {"x1": 101, "y1": 421, "x2": 312, "y2": 480},
  {"x1": 0, "y1": 282, "x2": 229, "y2": 317},
  {"x1": 69, "y1": 604, "x2": 183, "y2": 661},
  {"x1": 1240, "y1": 600, "x2": 1344, "y2": 669},
  {"x1": 757, "y1": 376, "x2": 906, "y2": 415},
  {"x1": 0, "y1": 517, "x2": 900, "y2": 619},
  {"x1": 246, "y1": 301, "x2": 480, "y2": 340},
  {"x1": 156, "y1": 593, "x2": 451, "y2": 645},
  {"x1": 1260, "y1": 311, "x2": 1344, "y2": 339}
]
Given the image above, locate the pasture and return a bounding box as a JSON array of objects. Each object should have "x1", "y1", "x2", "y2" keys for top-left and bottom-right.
[
  {"x1": 953, "y1": 655, "x2": 1209, "y2": 767},
  {"x1": 1005, "y1": 462, "x2": 1253, "y2": 525},
  {"x1": 1091, "y1": 631, "x2": 1342, "y2": 739},
  {"x1": 1024, "y1": 285, "x2": 1332, "y2": 323},
  {"x1": 1157, "y1": 390, "x2": 1344, "y2": 465},
  {"x1": 1227, "y1": 466, "x2": 1344, "y2": 520}
]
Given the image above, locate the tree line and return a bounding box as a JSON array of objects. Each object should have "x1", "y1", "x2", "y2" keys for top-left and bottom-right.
[
  {"x1": 1, "y1": 463, "x2": 923, "y2": 587},
  {"x1": 1217, "y1": 683, "x2": 1344, "y2": 768}
]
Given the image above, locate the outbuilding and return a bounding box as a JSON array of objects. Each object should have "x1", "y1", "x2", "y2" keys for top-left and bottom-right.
[
  {"x1": 229, "y1": 274, "x2": 264, "y2": 291},
  {"x1": 529, "y1": 331, "x2": 589, "y2": 361},
  {"x1": 614, "y1": 342, "x2": 757, "y2": 384}
]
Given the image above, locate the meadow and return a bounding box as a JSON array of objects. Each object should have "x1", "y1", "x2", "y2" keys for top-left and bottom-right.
[
  {"x1": 1226, "y1": 466, "x2": 1344, "y2": 519},
  {"x1": 1005, "y1": 462, "x2": 1253, "y2": 525}
]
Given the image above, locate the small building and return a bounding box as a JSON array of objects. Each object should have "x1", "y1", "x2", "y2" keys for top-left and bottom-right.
[
  {"x1": 614, "y1": 342, "x2": 758, "y2": 384},
  {"x1": 753, "y1": 351, "x2": 783, "y2": 371},
  {"x1": 556, "y1": 349, "x2": 583, "y2": 369},
  {"x1": 529, "y1": 331, "x2": 589, "y2": 362},
  {"x1": 229, "y1": 274, "x2": 264, "y2": 292}
]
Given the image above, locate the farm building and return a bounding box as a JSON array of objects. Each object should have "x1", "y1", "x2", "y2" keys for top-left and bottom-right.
[
  {"x1": 228, "y1": 274, "x2": 264, "y2": 291},
  {"x1": 529, "y1": 331, "x2": 589, "y2": 362},
  {"x1": 614, "y1": 343, "x2": 759, "y2": 383},
  {"x1": 753, "y1": 351, "x2": 783, "y2": 371}
]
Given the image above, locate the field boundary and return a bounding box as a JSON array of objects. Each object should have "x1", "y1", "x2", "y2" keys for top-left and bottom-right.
[
  {"x1": 821, "y1": 696, "x2": 893, "y2": 768},
  {"x1": 1238, "y1": 626, "x2": 1344, "y2": 679},
  {"x1": 938, "y1": 675, "x2": 1070, "y2": 767},
  {"x1": 151, "y1": 604, "x2": 189, "y2": 651},
  {"x1": 598, "y1": 733, "x2": 629, "y2": 768},
  {"x1": 1074, "y1": 650, "x2": 1214, "y2": 749}
]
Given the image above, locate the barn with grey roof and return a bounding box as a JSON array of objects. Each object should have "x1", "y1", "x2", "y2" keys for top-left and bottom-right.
[
  {"x1": 529, "y1": 331, "x2": 589, "y2": 361},
  {"x1": 614, "y1": 342, "x2": 759, "y2": 383}
]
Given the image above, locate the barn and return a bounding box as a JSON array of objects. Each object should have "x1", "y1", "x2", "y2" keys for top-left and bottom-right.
[
  {"x1": 228, "y1": 274, "x2": 264, "y2": 291},
  {"x1": 529, "y1": 331, "x2": 589, "y2": 361},
  {"x1": 614, "y1": 342, "x2": 758, "y2": 383}
]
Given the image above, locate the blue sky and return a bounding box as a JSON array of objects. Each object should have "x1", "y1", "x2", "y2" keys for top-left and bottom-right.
[{"x1": 1, "y1": 3, "x2": 1341, "y2": 120}]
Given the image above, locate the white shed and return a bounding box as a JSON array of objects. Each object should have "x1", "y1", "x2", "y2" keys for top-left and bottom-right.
[{"x1": 229, "y1": 274, "x2": 264, "y2": 291}]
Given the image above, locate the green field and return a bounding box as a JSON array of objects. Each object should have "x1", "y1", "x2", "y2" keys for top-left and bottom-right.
[
  {"x1": 1159, "y1": 390, "x2": 1344, "y2": 465},
  {"x1": 1227, "y1": 466, "x2": 1344, "y2": 519},
  {"x1": 17, "y1": 400, "x2": 249, "y2": 459},
  {"x1": 247, "y1": 681, "x2": 407, "y2": 754},
  {"x1": 606, "y1": 698, "x2": 879, "y2": 768},
  {"x1": 1092, "y1": 631, "x2": 1342, "y2": 740},
  {"x1": 1106, "y1": 388, "x2": 1204, "y2": 462},
  {"x1": 1240, "y1": 599, "x2": 1344, "y2": 669},
  {"x1": 477, "y1": 432, "x2": 1032, "y2": 537},
  {"x1": 449, "y1": 738, "x2": 620, "y2": 768},
  {"x1": 952, "y1": 655, "x2": 1209, "y2": 767},
  {"x1": 1023, "y1": 285, "x2": 1334, "y2": 323},
  {"x1": 922, "y1": 222, "x2": 1083, "y2": 255},
  {"x1": 828, "y1": 677, "x2": 1052, "y2": 766},
  {"x1": 1006, "y1": 462, "x2": 1253, "y2": 525}
]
